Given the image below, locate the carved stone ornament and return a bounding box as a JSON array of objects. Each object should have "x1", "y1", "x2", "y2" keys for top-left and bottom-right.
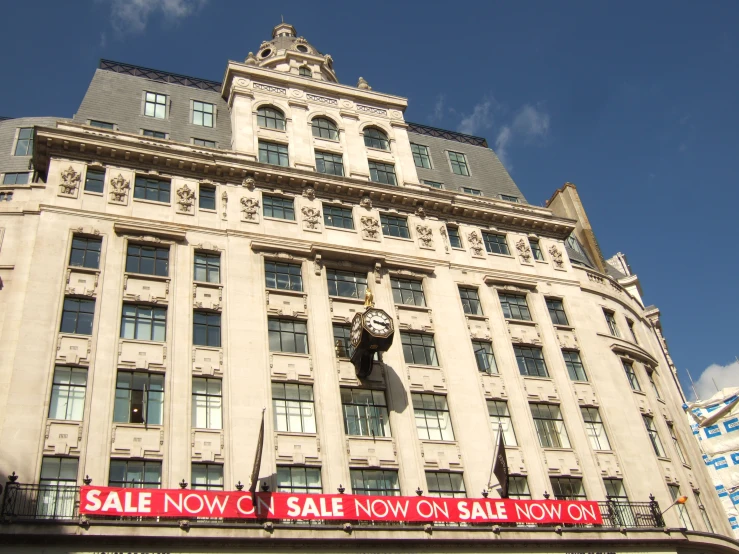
[
  {"x1": 176, "y1": 184, "x2": 196, "y2": 212},
  {"x1": 360, "y1": 216, "x2": 380, "y2": 240},
  {"x1": 60, "y1": 166, "x2": 81, "y2": 195},
  {"x1": 468, "y1": 232, "x2": 484, "y2": 257},
  {"x1": 302, "y1": 186, "x2": 316, "y2": 200},
  {"x1": 516, "y1": 238, "x2": 532, "y2": 263},
  {"x1": 221, "y1": 191, "x2": 228, "y2": 219},
  {"x1": 357, "y1": 76, "x2": 371, "y2": 90},
  {"x1": 296, "y1": 36, "x2": 308, "y2": 45},
  {"x1": 301, "y1": 206, "x2": 321, "y2": 229},
  {"x1": 244, "y1": 52, "x2": 257, "y2": 66},
  {"x1": 549, "y1": 245, "x2": 564, "y2": 268},
  {"x1": 260, "y1": 40, "x2": 271, "y2": 50},
  {"x1": 109, "y1": 173, "x2": 130, "y2": 202},
  {"x1": 439, "y1": 226, "x2": 450, "y2": 253},
  {"x1": 240, "y1": 197, "x2": 260, "y2": 221},
  {"x1": 243, "y1": 177, "x2": 256, "y2": 190},
  {"x1": 416, "y1": 224, "x2": 434, "y2": 248},
  {"x1": 415, "y1": 206, "x2": 427, "y2": 219},
  {"x1": 360, "y1": 195, "x2": 372, "y2": 209}
]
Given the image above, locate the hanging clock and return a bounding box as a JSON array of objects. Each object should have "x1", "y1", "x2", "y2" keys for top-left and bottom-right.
[{"x1": 349, "y1": 307, "x2": 395, "y2": 378}]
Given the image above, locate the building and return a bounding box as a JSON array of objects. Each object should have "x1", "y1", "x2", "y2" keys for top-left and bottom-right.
[{"x1": 1, "y1": 22, "x2": 738, "y2": 553}]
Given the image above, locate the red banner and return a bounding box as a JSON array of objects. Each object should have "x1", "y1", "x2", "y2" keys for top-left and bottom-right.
[{"x1": 80, "y1": 486, "x2": 602, "y2": 524}]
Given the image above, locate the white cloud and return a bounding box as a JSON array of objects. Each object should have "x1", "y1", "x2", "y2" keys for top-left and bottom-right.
[
  {"x1": 693, "y1": 360, "x2": 739, "y2": 400},
  {"x1": 429, "y1": 94, "x2": 445, "y2": 123},
  {"x1": 494, "y1": 125, "x2": 512, "y2": 168},
  {"x1": 512, "y1": 104, "x2": 550, "y2": 140},
  {"x1": 457, "y1": 98, "x2": 495, "y2": 136},
  {"x1": 106, "y1": 0, "x2": 207, "y2": 34}
]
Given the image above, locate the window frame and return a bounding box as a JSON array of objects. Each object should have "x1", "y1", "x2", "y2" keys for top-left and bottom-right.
[
  {"x1": 89, "y1": 120, "x2": 115, "y2": 130},
  {"x1": 192, "y1": 377, "x2": 223, "y2": 430},
  {"x1": 401, "y1": 332, "x2": 439, "y2": 366},
  {"x1": 472, "y1": 340, "x2": 497, "y2": 374},
  {"x1": 69, "y1": 236, "x2": 102, "y2": 269},
  {"x1": 461, "y1": 187, "x2": 482, "y2": 196},
  {"x1": 84, "y1": 168, "x2": 105, "y2": 194},
  {"x1": 426, "y1": 472, "x2": 466, "y2": 498},
  {"x1": 333, "y1": 324, "x2": 354, "y2": 358},
  {"x1": 514, "y1": 345, "x2": 549, "y2": 377},
  {"x1": 60, "y1": 297, "x2": 95, "y2": 335},
  {"x1": 530, "y1": 403, "x2": 570, "y2": 448},
  {"x1": 258, "y1": 140, "x2": 289, "y2": 167},
  {"x1": 142, "y1": 129, "x2": 166, "y2": 139},
  {"x1": 199, "y1": 185, "x2": 216, "y2": 210},
  {"x1": 133, "y1": 175, "x2": 171, "y2": 204},
  {"x1": 38, "y1": 456, "x2": 78, "y2": 518},
  {"x1": 257, "y1": 106, "x2": 286, "y2": 130},
  {"x1": 192, "y1": 100, "x2": 214, "y2": 128},
  {"x1": 482, "y1": 232, "x2": 510, "y2": 255},
  {"x1": 391, "y1": 277, "x2": 426, "y2": 306},
  {"x1": 341, "y1": 388, "x2": 391, "y2": 438},
  {"x1": 550, "y1": 477, "x2": 587, "y2": 500},
  {"x1": 109, "y1": 459, "x2": 162, "y2": 488},
  {"x1": 529, "y1": 238, "x2": 545, "y2": 261},
  {"x1": 423, "y1": 180, "x2": 443, "y2": 189},
  {"x1": 144, "y1": 91, "x2": 167, "y2": 119},
  {"x1": 459, "y1": 287, "x2": 483, "y2": 315},
  {"x1": 14, "y1": 127, "x2": 33, "y2": 156},
  {"x1": 113, "y1": 370, "x2": 164, "y2": 425},
  {"x1": 380, "y1": 213, "x2": 410, "y2": 238},
  {"x1": 508, "y1": 476, "x2": 531, "y2": 499},
  {"x1": 2, "y1": 172, "x2": 29, "y2": 185},
  {"x1": 351, "y1": 469, "x2": 399, "y2": 496},
  {"x1": 272, "y1": 382, "x2": 316, "y2": 434},
  {"x1": 192, "y1": 463, "x2": 223, "y2": 490},
  {"x1": 262, "y1": 194, "x2": 295, "y2": 220},
  {"x1": 448, "y1": 151, "x2": 470, "y2": 176},
  {"x1": 193, "y1": 311, "x2": 221, "y2": 347},
  {"x1": 604, "y1": 309, "x2": 620, "y2": 337},
  {"x1": 120, "y1": 304, "x2": 167, "y2": 342},
  {"x1": 643, "y1": 415, "x2": 666, "y2": 457},
  {"x1": 265, "y1": 260, "x2": 303, "y2": 291},
  {"x1": 622, "y1": 359, "x2": 641, "y2": 391},
  {"x1": 562, "y1": 350, "x2": 587, "y2": 381},
  {"x1": 581, "y1": 407, "x2": 611, "y2": 451},
  {"x1": 326, "y1": 268, "x2": 367, "y2": 299},
  {"x1": 667, "y1": 421, "x2": 688, "y2": 465},
  {"x1": 323, "y1": 205, "x2": 354, "y2": 230},
  {"x1": 410, "y1": 143, "x2": 432, "y2": 169},
  {"x1": 412, "y1": 393, "x2": 455, "y2": 441},
  {"x1": 48, "y1": 366, "x2": 87, "y2": 421},
  {"x1": 194, "y1": 251, "x2": 220, "y2": 284},
  {"x1": 363, "y1": 127, "x2": 390, "y2": 150},
  {"x1": 125, "y1": 243, "x2": 169, "y2": 277},
  {"x1": 368, "y1": 161, "x2": 397, "y2": 186},
  {"x1": 499, "y1": 293, "x2": 532, "y2": 321},
  {"x1": 193, "y1": 138, "x2": 216, "y2": 148},
  {"x1": 311, "y1": 117, "x2": 339, "y2": 140},
  {"x1": 315, "y1": 150, "x2": 344, "y2": 176},
  {"x1": 277, "y1": 466, "x2": 322, "y2": 494},
  {"x1": 487, "y1": 400, "x2": 517, "y2": 446},
  {"x1": 546, "y1": 298, "x2": 569, "y2": 326},
  {"x1": 447, "y1": 226, "x2": 462, "y2": 248},
  {"x1": 268, "y1": 317, "x2": 309, "y2": 354}
]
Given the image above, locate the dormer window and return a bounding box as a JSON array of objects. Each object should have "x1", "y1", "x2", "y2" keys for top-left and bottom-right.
[
  {"x1": 364, "y1": 127, "x2": 389, "y2": 150},
  {"x1": 299, "y1": 66, "x2": 311, "y2": 77},
  {"x1": 257, "y1": 106, "x2": 286, "y2": 131},
  {"x1": 297, "y1": 45, "x2": 309, "y2": 53},
  {"x1": 311, "y1": 117, "x2": 338, "y2": 140}
]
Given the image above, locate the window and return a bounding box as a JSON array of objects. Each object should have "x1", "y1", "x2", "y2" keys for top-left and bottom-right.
[
  {"x1": 424, "y1": 180, "x2": 443, "y2": 189},
  {"x1": 364, "y1": 128, "x2": 389, "y2": 150},
  {"x1": 194, "y1": 252, "x2": 220, "y2": 283},
  {"x1": 499, "y1": 293, "x2": 531, "y2": 321},
  {"x1": 527, "y1": 238, "x2": 545, "y2": 261},
  {"x1": 604, "y1": 310, "x2": 620, "y2": 337},
  {"x1": 49, "y1": 366, "x2": 87, "y2": 421},
  {"x1": 368, "y1": 161, "x2": 397, "y2": 185},
  {"x1": 299, "y1": 66, "x2": 312, "y2": 77},
  {"x1": 265, "y1": 260, "x2": 303, "y2": 291},
  {"x1": 277, "y1": 466, "x2": 322, "y2": 493},
  {"x1": 514, "y1": 345, "x2": 548, "y2": 377},
  {"x1": 333, "y1": 324, "x2": 354, "y2": 358},
  {"x1": 413, "y1": 393, "x2": 454, "y2": 441},
  {"x1": 199, "y1": 185, "x2": 216, "y2": 210},
  {"x1": 268, "y1": 318, "x2": 308, "y2": 353},
  {"x1": 694, "y1": 491, "x2": 713, "y2": 533},
  {"x1": 581, "y1": 407, "x2": 611, "y2": 450},
  {"x1": 426, "y1": 472, "x2": 465, "y2": 498},
  {"x1": 391, "y1": 277, "x2": 425, "y2": 306},
  {"x1": 14, "y1": 127, "x2": 33, "y2": 156},
  {"x1": 622, "y1": 360, "x2": 641, "y2": 391},
  {"x1": 551, "y1": 477, "x2": 586, "y2": 500},
  {"x1": 84, "y1": 168, "x2": 105, "y2": 193},
  {"x1": 604, "y1": 478, "x2": 629, "y2": 502},
  {"x1": 90, "y1": 120, "x2": 114, "y2": 129},
  {"x1": 311, "y1": 117, "x2": 338, "y2": 140},
  {"x1": 351, "y1": 469, "x2": 399, "y2": 496},
  {"x1": 142, "y1": 129, "x2": 165, "y2": 138},
  {"x1": 669, "y1": 484, "x2": 693, "y2": 530},
  {"x1": 327, "y1": 268, "x2": 367, "y2": 298},
  {"x1": 341, "y1": 388, "x2": 390, "y2": 437},
  {"x1": 194, "y1": 138, "x2": 216, "y2": 148},
  {"x1": 482, "y1": 232, "x2": 510, "y2": 255},
  {"x1": 259, "y1": 141, "x2": 289, "y2": 166},
  {"x1": 447, "y1": 226, "x2": 462, "y2": 248},
  {"x1": 626, "y1": 319, "x2": 639, "y2": 344},
  {"x1": 461, "y1": 187, "x2": 481, "y2": 196},
  {"x1": 126, "y1": 244, "x2": 169, "y2": 276},
  {"x1": 648, "y1": 370, "x2": 662, "y2": 400},
  {"x1": 257, "y1": 106, "x2": 286, "y2": 130},
  {"x1": 604, "y1": 478, "x2": 636, "y2": 526},
  {"x1": 401, "y1": 332, "x2": 439, "y2": 366},
  {"x1": 668, "y1": 422, "x2": 688, "y2": 464},
  {"x1": 193, "y1": 311, "x2": 221, "y2": 347},
  {"x1": 566, "y1": 234, "x2": 593, "y2": 265},
  {"x1": 531, "y1": 403, "x2": 570, "y2": 448},
  {"x1": 120, "y1": 304, "x2": 167, "y2": 341},
  {"x1": 144, "y1": 92, "x2": 166, "y2": 119},
  {"x1": 411, "y1": 143, "x2": 431, "y2": 168},
  {"x1": 2, "y1": 172, "x2": 29, "y2": 185},
  {"x1": 38, "y1": 457, "x2": 78, "y2": 518},
  {"x1": 562, "y1": 350, "x2": 587, "y2": 381},
  {"x1": 315, "y1": 151, "x2": 344, "y2": 176},
  {"x1": 272, "y1": 382, "x2": 315, "y2": 433},
  {"x1": 193, "y1": 101, "x2": 214, "y2": 127},
  {"x1": 192, "y1": 463, "x2": 223, "y2": 490},
  {"x1": 473, "y1": 340, "x2": 497, "y2": 373},
  {"x1": 323, "y1": 205, "x2": 354, "y2": 229},
  {"x1": 60, "y1": 298, "x2": 95, "y2": 335},
  {"x1": 69, "y1": 236, "x2": 101, "y2": 269},
  {"x1": 0, "y1": 192, "x2": 12, "y2": 201},
  {"x1": 448, "y1": 151, "x2": 469, "y2": 176},
  {"x1": 546, "y1": 298, "x2": 569, "y2": 326},
  {"x1": 134, "y1": 175, "x2": 170, "y2": 203},
  {"x1": 109, "y1": 460, "x2": 161, "y2": 488},
  {"x1": 263, "y1": 194, "x2": 295, "y2": 220},
  {"x1": 487, "y1": 400, "x2": 517, "y2": 446},
  {"x1": 192, "y1": 377, "x2": 222, "y2": 429},
  {"x1": 459, "y1": 287, "x2": 483, "y2": 315},
  {"x1": 643, "y1": 415, "x2": 665, "y2": 457},
  {"x1": 508, "y1": 476, "x2": 531, "y2": 499},
  {"x1": 380, "y1": 214, "x2": 409, "y2": 238},
  {"x1": 113, "y1": 371, "x2": 164, "y2": 425}
]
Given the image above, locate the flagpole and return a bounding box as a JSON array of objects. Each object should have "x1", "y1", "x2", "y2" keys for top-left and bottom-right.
[{"x1": 249, "y1": 407, "x2": 266, "y2": 494}]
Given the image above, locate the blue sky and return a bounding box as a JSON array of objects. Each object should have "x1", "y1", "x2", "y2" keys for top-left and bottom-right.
[{"x1": 2, "y1": 1, "x2": 737, "y2": 399}]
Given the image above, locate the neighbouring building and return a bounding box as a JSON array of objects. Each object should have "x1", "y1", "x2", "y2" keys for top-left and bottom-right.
[{"x1": 0, "y1": 22, "x2": 738, "y2": 554}]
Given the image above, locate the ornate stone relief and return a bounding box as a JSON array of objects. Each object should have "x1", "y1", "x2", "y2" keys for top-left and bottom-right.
[
  {"x1": 360, "y1": 195, "x2": 372, "y2": 209},
  {"x1": 301, "y1": 206, "x2": 321, "y2": 230},
  {"x1": 468, "y1": 231, "x2": 485, "y2": 257},
  {"x1": 357, "y1": 77, "x2": 372, "y2": 90},
  {"x1": 374, "y1": 262, "x2": 382, "y2": 284},
  {"x1": 302, "y1": 186, "x2": 316, "y2": 200},
  {"x1": 314, "y1": 254, "x2": 323, "y2": 276},
  {"x1": 240, "y1": 197, "x2": 260, "y2": 222},
  {"x1": 415, "y1": 206, "x2": 427, "y2": 219},
  {"x1": 548, "y1": 245, "x2": 564, "y2": 268},
  {"x1": 244, "y1": 53, "x2": 257, "y2": 66},
  {"x1": 243, "y1": 177, "x2": 256, "y2": 191},
  {"x1": 221, "y1": 191, "x2": 228, "y2": 220},
  {"x1": 439, "y1": 226, "x2": 450, "y2": 253},
  {"x1": 516, "y1": 238, "x2": 532, "y2": 263},
  {"x1": 416, "y1": 224, "x2": 434, "y2": 249},
  {"x1": 59, "y1": 166, "x2": 81, "y2": 196},
  {"x1": 360, "y1": 216, "x2": 380, "y2": 241},
  {"x1": 176, "y1": 184, "x2": 196, "y2": 213},
  {"x1": 109, "y1": 174, "x2": 130, "y2": 204}
]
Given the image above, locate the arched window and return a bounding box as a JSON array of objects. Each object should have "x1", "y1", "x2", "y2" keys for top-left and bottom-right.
[
  {"x1": 311, "y1": 117, "x2": 339, "y2": 140},
  {"x1": 299, "y1": 66, "x2": 312, "y2": 77},
  {"x1": 257, "y1": 106, "x2": 286, "y2": 131},
  {"x1": 364, "y1": 127, "x2": 389, "y2": 150}
]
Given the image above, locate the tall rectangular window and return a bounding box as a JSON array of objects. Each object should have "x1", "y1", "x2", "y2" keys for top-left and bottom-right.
[
  {"x1": 333, "y1": 324, "x2": 354, "y2": 358},
  {"x1": 272, "y1": 382, "x2": 315, "y2": 433},
  {"x1": 192, "y1": 463, "x2": 223, "y2": 490},
  {"x1": 199, "y1": 185, "x2": 216, "y2": 210},
  {"x1": 109, "y1": 460, "x2": 161, "y2": 488},
  {"x1": 193, "y1": 101, "x2": 214, "y2": 127},
  {"x1": 603, "y1": 478, "x2": 636, "y2": 526},
  {"x1": 323, "y1": 205, "x2": 354, "y2": 229},
  {"x1": 48, "y1": 366, "x2": 87, "y2": 421},
  {"x1": 487, "y1": 400, "x2": 517, "y2": 446},
  {"x1": 315, "y1": 151, "x2": 344, "y2": 176},
  {"x1": 461, "y1": 187, "x2": 482, "y2": 196},
  {"x1": 84, "y1": 168, "x2": 105, "y2": 193},
  {"x1": 669, "y1": 484, "x2": 694, "y2": 530},
  {"x1": 508, "y1": 476, "x2": 531, "y2": 499},
  {"x1": 622, "y1": 360, "x2": 641, "y2": 391},
  {"x1": 546, "y1": 298, "x2": 569, "y2": 326},
  {"x1": 551, "y1": 477, "x2": 586, "y2": 500},
  {"x1": 144, "y1": 92, "x2": 167, "y2": 119},
  {"x1": 192, "y1": 377, "x2": 222, "y2": 429},
  {"x1": 69, "y1": 236, "x2": 101, "y2": 269},
  {"x1": 38, "y1": 457, "x2": 78, "y2": 518},
  {"x1": 259, "y1": 141, "x2": 289, "y2": 166},
  {"x1": 459, "y1": 287, "x2": 483, "y2": 315},
  {"x1": 482, "y1": 232, "x2": 510, "y2": 255},
  {"x1": 411, "y1": 143, "x2": 432, "y2": 168},
  {"x1": 3, "y1": 172, "x2": 29, "y2": 185},
  {"x1": 668, "y1": 422, "x2": 688, "y2": 464},
  {"x1": 380, "y1": 214, "x2": 410, "y2": 238},
  {"x1": 401, "y1": 332, "x2": 439, "y2": 366},
  {"x1": 413, "y1": 393, "x2": 454, "y2": 441},
  {"x1": 562, "y1": 350, "x2": 587, "y2": 381},
  {"x1": 604, "y1": 310, "x2": 620, "y2": 337},
  {"x1": 327, "y1": 268, "x2": 367, "y2": 298},
  {"x1": 626, "y1": 319, "x2": 639, "y2": 344},
  {"x1": 14, "y1": 128, "x2": 33, "y2": 156},
  {"x1": 604, "y1": 478, "x2": 629, "y2": 502},
  {"x1": 514, "y1": 345, "x2": 548, "y2": 377},
  {"x1": 134, "y1": 176, "x2": 170, "y2": 203},
  {"x1": 194, "y1": 138, "x2": 216, "y2": 148},
  {"x1": 351, "y1": 469, "x2": 399, "y2": 496},
  {"x1": 268, "y1": 318, "x2": 308, "y2": 353},
  {"x1": 60, "y1": 298, "x2": 95, "y2": 335},
  {"x1": 113, "y1": 371, "x2": 164, "y2": 425},
  {"x1": 448, "y1": 151, "x2": 469, "y2": 176},
  {"x1": 368, "y1": 161, "x2": 397, "y2": 185},
  {"x1": 648, "y1": 370, "x2": 662, "y2": 400},
  {"x1": 643, "y1": 415, "x2": 665, "y2": 457},
  {"x1": 581, "y1": 407, "x2": 611, "y2": 450},
  {"x1": 426, "y1": 472, "x2": 466, "y2": 498},
  {"x1": 126, "y1": 244, "x2": 169, "y2": 276},
  {"x1": 277, "y1": 466, "x2": 322, "y2": 493},
  {"x1": 447, "y1": 226, "x2": 462, "y2": 248},
  {"x1": 473, "y1": 340, "x2": 497, "y2": 373},
  {"x1": 193, "y1": 311, "x2": 221, "y2": 347},
  {"x1": 194, "y1": 252, "x2": 220, "y2": 283},
  {"x1": 341, "y1": 388, "x2": 390, "y2": 437},
  {"x1": 391, "y1": 277, "x2": 425, "y2": 306},
  {"x1": 529, "y1": 239, "x2": 544, "y2": 261},
  {"x1": 120, "y1": 304, "x2": 167, "y2": 341},
  {"x1": 531, "y1": 403, "x2": 570, "y2": 448},
  {"x1": 262, "y1": 194, "x2": 295, "y2": 219},
  {"x1": 265, "y1": 260, "x2": 303, "y2": 291},
  {"x1": 695, "y1": 491, "x2": 713, "y2": 533}
]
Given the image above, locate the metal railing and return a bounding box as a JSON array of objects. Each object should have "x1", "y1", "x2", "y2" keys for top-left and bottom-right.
[{"x1": 598, "y1": 500, "x2": 664, "y2": 528}]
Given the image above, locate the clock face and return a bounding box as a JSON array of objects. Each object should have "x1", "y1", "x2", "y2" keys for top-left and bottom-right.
[
  {"x1": 350, "y1": 313, "x2": 364, "y2": 347},
  {"x1": 362, "y1": 308, "x2": 393, "y2": 337}
]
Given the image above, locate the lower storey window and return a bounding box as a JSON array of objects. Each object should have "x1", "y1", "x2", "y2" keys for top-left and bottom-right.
[
  {"x1": 192, "y1": 377, "x2": 223, "y2": 429},
  {"x1": 121, "y1": 304, "x2": 166, "y2": 341},
  {"x1": 192, "y1": 463, "x2": 223, "y2": 490},
  {"x1": 268, "y1": 318, "x2": 308, "y2": 353},
  {"x1": 531, "y1": 403, "x2": 570, "y2": 448},
  {"x1": 341, "y1": 388, "x2": 390, "y2": 437},
  {"x1": 426, "y1": 472, "x2": 466, "y2": 498},
  {"x1": 277, "y1": 466, "x2": 322, "y2": 494},
  {"x1": 315, "y1": 151, "x2": 344, "y2": 176},
  {"x1": 368, "y1": 161, "x2": 397, "y2": 185},
  {"x1": 272, "y1": 382, "x2": 316, "y2": 433},
  {"x1": 109, "y1": 459, "x2": 162, "y2": 488},
  {"x1": 514, "y1": 345, "x2": 548, "y2": 377},
  {"x1": 401, "y1": 332, "x2": 438, "y2": 366},
  {"x1": 49, "y1": 366, "x2": 87, "y2": 421},
  {"x1": 60, "y1": 297, "x2": 95, "y2": 335},
  {"x1": 259, "y1": 141, "x2": 289, "y2": 167},
  {"x1": 508, "y1": 476, "x2": 531, "y2": 499},
  {"x1": 113, "y1": 371, "x2": 164, "y2": 425},
  {"x1": 39, "y1": 457, "x2": 78, "y2": 518},
  {"x1": 412, "y1": 393, "x2": 455, "y2": 441},
  {"x1": 333, "y1": 324, "x2": 354, "y2": 358},
  {"x1": 351, "y1": 469, "x2": 399, "y2": 496},
  {"x1": 550, "y1": 477, "x2": 586, "y2": 500},
  {"x1": 487, "y1": 400, "x2": 517, "y2": 446}
]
